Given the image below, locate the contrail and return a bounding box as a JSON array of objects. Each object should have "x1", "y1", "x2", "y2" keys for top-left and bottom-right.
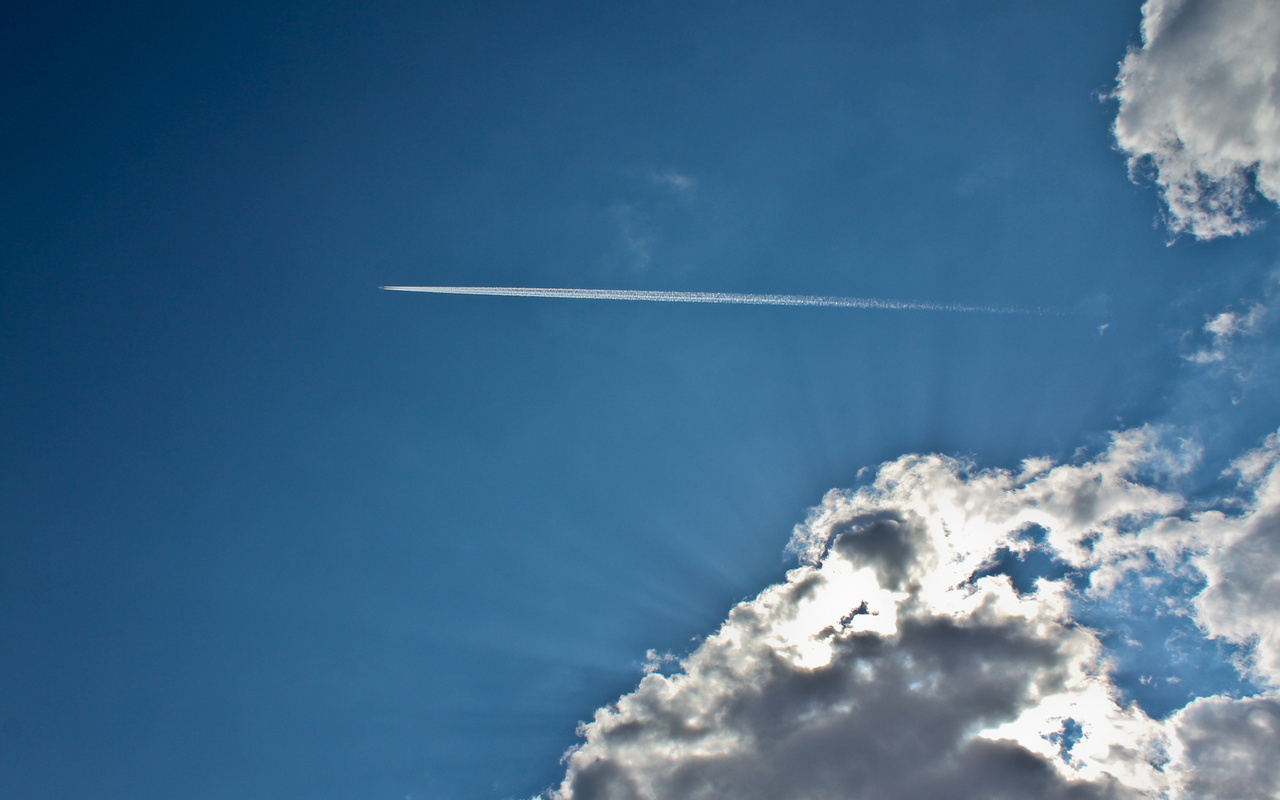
[{"x1": 381, "y1": 286, "x2": 1048, "y2": 315}]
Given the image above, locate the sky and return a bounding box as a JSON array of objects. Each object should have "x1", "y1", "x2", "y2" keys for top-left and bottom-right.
[{"x1": 2, "y1": 1, "x2": 1280, "y2": 798}]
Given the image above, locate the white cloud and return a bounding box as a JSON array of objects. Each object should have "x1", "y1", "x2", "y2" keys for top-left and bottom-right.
[
  {"x1": 639, "y1": 649, "x2": 680, "y2": 676},
  {"x1": 535, "y1": 428, "x2": 1280, "y2": 800},
  {"x1": 1112, "y1": 0, "x2": 1280, "y2": 240},
  {"x1": 1166, "y1": 695, "x2": 1280, "y2": 800},
  {"x1": 1186, "y1": 303, "x2": 1266, "y2": 365},
  {"x1": 1191, "y1": 432, "x2": 1280, "y2": 685}
]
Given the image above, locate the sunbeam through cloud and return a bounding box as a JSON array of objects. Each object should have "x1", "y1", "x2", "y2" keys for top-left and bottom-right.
[{"x1": 9, "y1": 2, "x2": 1280, "y2": 799}]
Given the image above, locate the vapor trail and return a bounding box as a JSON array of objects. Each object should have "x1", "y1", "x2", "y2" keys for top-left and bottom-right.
[{"x1": 381, "y1": 286, "x2": 1047, "y2": 315}]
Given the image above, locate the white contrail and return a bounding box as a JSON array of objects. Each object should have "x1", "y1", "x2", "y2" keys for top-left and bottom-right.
[{"x1": 381, "y1": 286, "x2": 1048, "y2": 315}]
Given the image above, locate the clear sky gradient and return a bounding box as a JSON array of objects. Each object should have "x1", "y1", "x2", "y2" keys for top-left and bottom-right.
[{"x1": 3, "y1": 1, "x2": 1279, "y2": 798}]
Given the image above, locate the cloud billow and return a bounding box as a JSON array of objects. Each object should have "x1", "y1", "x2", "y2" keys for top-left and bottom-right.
[
  {"x1": 1112, "y1": 0, "x2": 1280, "y2": 240},
  {"x1": 535, "y1": 429, "x2": 1280, "y2": 800}
]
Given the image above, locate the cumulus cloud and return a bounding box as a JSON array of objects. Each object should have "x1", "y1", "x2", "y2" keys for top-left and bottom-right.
[
  {"x1": 1166, "y1": 696, "x2": 1280, "y2": 800},
  {"x1": 1192, "y1": 432, "x2": 1280, "y2": 685},
  {"x1": 535, "y1": 428, "x2": 1280, "y2": 800},
  {"x1": 1112, "y1": 0, "x2": 1280, "y2": 240}
]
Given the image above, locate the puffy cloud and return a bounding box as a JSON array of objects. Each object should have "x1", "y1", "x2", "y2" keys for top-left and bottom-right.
[
  {"x1": 1112, "y1": 0, "x2": 1280, "y2": 240},
  {"x1": 542, "y1": 547, "x2": 1148, "y2": 800},
  {"x1": 1166, "y1": 696, "x2": 1280, "y2": 800},
  {"x1": 535, "y1": 428, "x2": 1280, "y2": 800},
  {"x1": 1191, "y1": 432, "x2": 1280, "y2": 685}
]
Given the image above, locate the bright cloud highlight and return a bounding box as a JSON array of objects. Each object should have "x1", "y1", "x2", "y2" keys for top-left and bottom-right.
[{"x1": 535, "y1": 428, "x2": 1280, "y2": 800}]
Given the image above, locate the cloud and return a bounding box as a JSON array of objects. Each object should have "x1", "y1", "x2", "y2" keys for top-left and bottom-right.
[
  {"x1": 1186, "y1": 303, "x2": 1266, "y2": 365},
  {"x1": 1191, "y1": 432, "x2": 1280, "y2": 685},
  {"x1": 609, "y1": 203, "x2": 654, "y2": 273},
  {"x1": 1111, "y1": 0, "x2": 1280, "y2": 240},
  {"x1": 1178, "y1": 282, "x2": 1280, "y2": 409},
  {"x1": 1166, "y1": 696, "x2": 1280, "y2": 800},
  {"x1": 650, "y1": 169, "x2": 695, "y2": 194},
  {"x1": 596, "y1": 168, "x2": 698, "y2": 276},
  {"x1": 535, "y1": 428, "x2": 1280, "y2": 800}
]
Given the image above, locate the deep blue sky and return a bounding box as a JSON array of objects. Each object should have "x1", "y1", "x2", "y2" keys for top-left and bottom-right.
[{"x1": 3, "y1": 2, "x2": 1278, "y2": 798}]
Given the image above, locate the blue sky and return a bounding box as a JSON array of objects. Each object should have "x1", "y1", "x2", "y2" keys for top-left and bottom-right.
[{"x1": 3, "y1": 1, "x2": 1280, "y2": 798}]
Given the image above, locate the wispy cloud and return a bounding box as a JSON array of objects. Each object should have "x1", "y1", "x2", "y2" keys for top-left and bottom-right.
[
  {"x1": 609, "y1": 203, "x2": 654, "y2": 274},
  {"x1": 1111, "y1": 0, "x2": 1280, "y2": 240},
  {"x1": 1185, "y1": 303, "x2": 1267, "y2": 365},
  {"x1": 649, "y1": 168, "x2": 696, "y2": 194},
  {"x1": 601, "y1": 168, "x2": 696, "y2": 276}
]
